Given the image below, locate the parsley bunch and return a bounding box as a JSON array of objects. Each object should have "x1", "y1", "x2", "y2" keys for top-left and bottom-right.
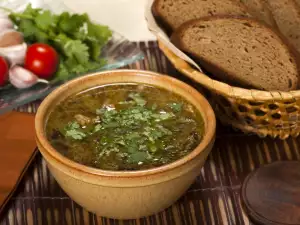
[{"x1": 7, "y1": 4, "x2": 112, "y2": 81}]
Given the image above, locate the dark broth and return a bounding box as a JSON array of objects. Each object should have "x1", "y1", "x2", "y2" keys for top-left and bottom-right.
[{"x1": 46, "y1": 83, "x2": 204, "y2": 171}]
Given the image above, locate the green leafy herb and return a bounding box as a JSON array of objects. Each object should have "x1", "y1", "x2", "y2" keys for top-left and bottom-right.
[
  {"x1": 87, "y1": 21, "x2": 112, "y2": 44},
  {"x1": 151, "y1": 103, "x2": 157, "y2": 110},
  {"x1": 67, "y1": 121, "x2": 80, "y2": 129},
  {"x1": 47, "y1": 84, "x2": 204, "y2": 171},
  {"x1": 127, "y1": 152, "x2": 148, "y2": 163},
  {"x1": 7, "y1": 3, "x2": 112, "y2": 82},
  {"x1": 65, "y1": 129, "x2": 86, "y2": 140},
  {"x1": 52, "y1": 60, "x2": 69, "y2": 82},
  {"x1": 168, "y1": 102, "x2": 183, "y2": 112},
  {"x1": 63, "y1": 93, "x2": 179, "y2": 164},
  {"x1": 151, "y1": 112, "x2": 175, "y2": 121},
  {"x1": 93, "y1": 124, "x2": 102, "y2": 133},
  {"x1": 58, "y1": 12, "x2": 88, "y2": 34},
  {"x1": 35, "y1": 10, "x2": 54, "y2": 31},
  {"x1": 64, "y1": 121, "x2": 86, "y2": 140},
  {"x1": 128, "y1": 93, "x2": 146, "y2": 106},
  {"x1": 85, "y1": 36, "x2": 101, "y2": 61},
  {"x1": 64, "y1": 40, "x2": 90, "y2": 64}
]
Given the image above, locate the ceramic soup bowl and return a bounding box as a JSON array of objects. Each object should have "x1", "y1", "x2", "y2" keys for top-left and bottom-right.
[{"x1": 35, "y1": 70, "x2": 216, "y2": 219}]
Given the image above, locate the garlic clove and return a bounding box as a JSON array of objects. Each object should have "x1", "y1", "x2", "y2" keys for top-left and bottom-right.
[
  {"x1": 37, "y1": 79, "x2": 49, "y2": 84},
  {"x1": 0, "y1": 29, "x2": 23, "y2": 48},
  {"x1": 9, "y1": 66, "x2": 49, "y2": 89},
  {"x1": 0, "y1": 10, "x2": 9, "y2": 19},
  {"x1": 0, "y1": 18, "x2": 13, "y2": 32},
  {"x1": 0, "y1": 42, "x2": 27, "y2": 66}
]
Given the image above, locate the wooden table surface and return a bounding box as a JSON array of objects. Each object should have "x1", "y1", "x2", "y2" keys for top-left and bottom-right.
[{"x1": 0, "y1": 41, "x2": 299, "y2": 225}]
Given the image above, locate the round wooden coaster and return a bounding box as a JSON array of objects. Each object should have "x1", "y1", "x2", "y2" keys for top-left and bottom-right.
[{"x1": 241, "y1": 161, "x2": 300, "y2": 225}]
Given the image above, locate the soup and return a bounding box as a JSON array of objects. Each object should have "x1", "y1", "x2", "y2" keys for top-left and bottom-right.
[{"x1": 46, "y1": 83, "x2": 204, "y2": 171}]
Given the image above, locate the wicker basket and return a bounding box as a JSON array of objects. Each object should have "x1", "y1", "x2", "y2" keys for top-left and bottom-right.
[{"x1": 158, "y1": 41, "x2": 300, "y2": 139}]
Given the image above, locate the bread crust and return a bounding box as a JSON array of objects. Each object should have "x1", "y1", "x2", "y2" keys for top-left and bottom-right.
[
  {"x1": 241, "y1": 0, "x2": 278, "y2": 29},
  {"x1": 171, "y1": 16, "x2": 300, "y2": 91},
  {"x1": 151, "y1": 0, "x2": 174, "y2": 35},
  {"x1": 152, "y1": 0, "x2": 251, "y2": 33},
  {"x1": 265, "y1": 0, "x2": 300, "y2": 53}
]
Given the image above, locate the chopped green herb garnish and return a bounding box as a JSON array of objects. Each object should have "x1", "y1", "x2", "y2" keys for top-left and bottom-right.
[
  {"x1": 152, "y1": 103, "x2": 158, "y2": 110},
  {"x1": 65, "y1": 121, "x2": 86, "y2": 140},
  {"x1": 128, "y1": 93, "x2": 147, "y2": 106},
  {"x1": 65, "y1": 130, "x2": 86, "y2": 140},
  {"x1": 47, "y1": 84, "x2": 204, "y2": 171},
  {"x1": 127, "y1": 152, "x2": 148, "y2": 163},
  {"x1": 93, "y1": 124, "x2": 102, "y2": 133},
  {"x1": 168, "y1": 102, "x2": 183, "y2": 112},
  {"x1": 64, "y1": 93, "x2": 179, "y2": 164}
]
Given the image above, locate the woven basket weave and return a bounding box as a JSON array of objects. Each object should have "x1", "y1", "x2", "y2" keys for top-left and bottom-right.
[{"x1": 158, "y1": 41, "x2": 300, "y2": 139}]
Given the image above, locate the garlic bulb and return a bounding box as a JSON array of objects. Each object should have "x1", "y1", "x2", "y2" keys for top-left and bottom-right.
[
  {"x1": 0, "y1": 10, "x2": 9, "y2": 19},
  {"x1": 1, "y1": 43, "x2": 27, "y2": 65},
  {"x1": 0, "y1": 29, "x2": 23, "y2": 47},
  {"x1": 0, "y1": 18, "x2": 13, "y2": 32},
  {"x1": 9, "y1": 66, "x2": 49, "y2": 89},
  {"x1": 0, "y1": 43, "x2": 27, "y2": 66}
]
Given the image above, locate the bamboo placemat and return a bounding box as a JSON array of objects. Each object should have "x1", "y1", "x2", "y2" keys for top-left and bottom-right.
[{"x1": 0, "y1": 41, "x2": 299, "y2": 225}]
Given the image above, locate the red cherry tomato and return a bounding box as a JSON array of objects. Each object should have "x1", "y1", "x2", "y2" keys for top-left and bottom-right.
[
  {"x1": 0, "y1": 56, "x2": 9, "y2": 86},
  {"x1": 25, "y1": 43, "x2": 59, "y2": 79}
]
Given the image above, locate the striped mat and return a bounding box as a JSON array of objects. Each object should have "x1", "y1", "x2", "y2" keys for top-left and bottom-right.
[{"x1": 1, "y1": 41, "x2": 299, "y2": 225}]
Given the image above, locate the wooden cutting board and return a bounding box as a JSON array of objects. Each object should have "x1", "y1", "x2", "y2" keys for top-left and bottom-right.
[{"x1": 0, "y1": 111, "x2": 37, "y2": 214}]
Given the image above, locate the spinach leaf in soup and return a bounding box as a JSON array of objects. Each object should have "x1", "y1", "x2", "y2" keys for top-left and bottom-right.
[{"x1": 46, "y1": 84, "x2": 204, "y2": 171}]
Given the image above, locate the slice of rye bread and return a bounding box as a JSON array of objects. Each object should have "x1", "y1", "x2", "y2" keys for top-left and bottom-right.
[
  {"x1": 171, "y1": 17, "x2": 300, "y2": 91},
  {"x1": 266, "y1": 0, "x2": 300, "y2": 53},
  {"x1": 294, "y1": 0, "x2": 300, "y2": 6},
  {"x1": 152, "y1": 0, "x2": 250, "y2": 33},
  {"x1": 241, "y1": 0, "x2": 277, "y2": 28}
]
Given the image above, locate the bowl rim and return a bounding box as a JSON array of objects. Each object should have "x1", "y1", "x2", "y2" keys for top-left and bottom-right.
[{"x1": 35, "y1": 69, "x2": 216, "y2": 178}]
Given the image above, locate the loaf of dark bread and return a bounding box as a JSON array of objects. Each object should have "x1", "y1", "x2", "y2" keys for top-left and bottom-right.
[
  {"x1": 266, "y1": 0, "x2": 300, "y2": 54},
  {"x1": 241, "y1": 0, "x2": 277, "y2": 28},
  {"x1": 152, "y1": 0, "x2": 250, "y2": 32},
  {"x1": 171, "y1": 17, "x2": 300, "y2": 91}
]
